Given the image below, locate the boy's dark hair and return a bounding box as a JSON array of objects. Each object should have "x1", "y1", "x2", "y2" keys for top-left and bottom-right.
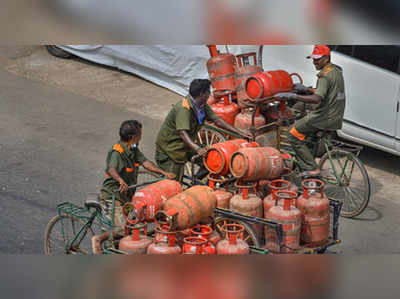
[
  {"x1": 119, "y1": 120, "x2": 141, "y2": 142},
  {"x1": 189, "y1": 79, "x2": 211, "y2": 98}
]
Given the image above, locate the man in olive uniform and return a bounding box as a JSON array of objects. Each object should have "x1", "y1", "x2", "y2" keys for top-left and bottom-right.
[
  {"x1": 155, "y1": 79, "x2": 248, "y2": 182},
  {"x1": 274, "y1": 45, "x2": 346, "y2": 176},
  {"x1": 100, "y1": 120, "x2": 174, "y2": 224}
]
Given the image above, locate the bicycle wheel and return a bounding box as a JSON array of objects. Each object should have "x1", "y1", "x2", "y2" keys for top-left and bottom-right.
[
  {"x1": 184, "y1": 126, "x2": 226, "y2": 184},
  {"x1": 44, "y1": 214, "x2": 94, "y2": 254},
  {"x1": 214, "y1": 217, "x2": 260, "y2": 248},
  {"x1": 319, "y1": 149, "x2": 371, "y2": 218}
]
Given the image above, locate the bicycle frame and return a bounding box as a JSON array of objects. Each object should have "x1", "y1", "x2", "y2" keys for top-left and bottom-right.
[{"x1": 56, "y1": 196, "x2": 115, "y2": 253}]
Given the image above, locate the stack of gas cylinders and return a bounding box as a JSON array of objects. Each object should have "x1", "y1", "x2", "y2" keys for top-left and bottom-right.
[
  {"x1": 113, "y1": 141, "x2": 331, "y2": 254},
  {"x1": 117, "y1": 183, "x2": 251, "y2": 255},
  {"x1": 202, "y1": 138, "x2": 331, "y2": 254},
  {"x1": 205, "y1": 45, "x2": 298, "y2": 136}
]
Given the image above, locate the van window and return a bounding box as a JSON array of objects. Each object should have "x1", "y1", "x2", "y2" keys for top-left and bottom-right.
[
  {"x1": 331, "y1": 45, "x2": 354, "y2": 56},
  {"x1": 353, "y1": 46, "x2": 400, "y2": 73},
  {"x1": 330, "y1": 45, "x2": 400, "y2": 74}
]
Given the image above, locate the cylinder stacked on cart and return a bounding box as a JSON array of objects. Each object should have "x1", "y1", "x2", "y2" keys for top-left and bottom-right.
[
  {"x1": 205, "y1": 45, "x2": 297, "y2": 138},
  {"x1": 107, "y1": 175, "x2": 331, "y2": 254}
]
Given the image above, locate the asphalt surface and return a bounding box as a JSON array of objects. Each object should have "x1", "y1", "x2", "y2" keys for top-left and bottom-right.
[
  {"x1": 0, "y1": 68, "x2": 161, "y2": 253},
  {"x1": 1, "y1": 46, "x2": 400, "y2": 254}
]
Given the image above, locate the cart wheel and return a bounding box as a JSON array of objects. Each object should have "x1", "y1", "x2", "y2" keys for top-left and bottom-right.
[
  {"x1": 44, "y1": 214, "x2": 94, "y2": 255},
  {"x1": 319, "y1": 149, "x2": 371, "y2": 218},
  {"x1": 214, "y1": 217, "x2": 260, "y2": 248},
  {"x1": 184, "y1": 126, "x2": 226, "y2": 185}
]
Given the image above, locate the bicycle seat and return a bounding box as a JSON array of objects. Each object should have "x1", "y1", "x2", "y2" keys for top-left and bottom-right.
[{"x1": 84, "y1": 193, "x2": 102, "y2": 211}]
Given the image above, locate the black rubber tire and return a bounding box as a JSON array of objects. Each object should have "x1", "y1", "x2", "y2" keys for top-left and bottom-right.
[
  {"x1": 214, "y1": 217, "x2": 260, "y2": 248},
  {"x1": 44, "y1": 214, "x2": 94, "y2": 254},
  {"x1": 319, "y1": 149, "x2": 371, "y2": 218},
  {"x1": 45, "y1": 45, "x2": 73, "y2": 59}
]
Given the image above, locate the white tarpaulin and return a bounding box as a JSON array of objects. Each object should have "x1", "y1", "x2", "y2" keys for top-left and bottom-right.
[{"x1": 59, "y1": 45, "x2": 262, "y2": 95}]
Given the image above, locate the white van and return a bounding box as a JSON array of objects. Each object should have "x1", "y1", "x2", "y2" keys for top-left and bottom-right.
[{"x1": 261, "y1": 45, "x2": 400, "y2": 157}]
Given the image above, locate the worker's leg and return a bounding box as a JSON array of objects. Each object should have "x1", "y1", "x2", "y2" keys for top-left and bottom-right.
[
  {"x1": 155, "y1": 150, "x2": 185, "y2": 182},
  {"x1": 287, "y1": 119, "x2": 319, "y2": 171}
]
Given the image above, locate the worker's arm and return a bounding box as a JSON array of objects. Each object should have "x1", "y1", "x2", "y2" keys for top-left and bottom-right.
[
  {"x1": 108, "y1": 167, "x2": 128, "y2": 193},
  {"x1": 204, "y1": 104, "x2": 250, "y2": 138},
  {"x1": 214, "y1": 117, "x2": 251, "y2": 139},
  {"x1": 295, "y1": 94, "x2": 322, "y2": 105},
  {"x1": 142, "y1": 160, "x2": 175, "y2": 179},
  {"x1": 274, "y1": 92, "x2": 322, "y2": 105},
  {"x1": 179, "y1": 130, "x2": 207, "y2": 156}
]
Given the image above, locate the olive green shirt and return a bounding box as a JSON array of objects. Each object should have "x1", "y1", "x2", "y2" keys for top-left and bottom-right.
[
  {"x1": 156, "y1": 96, "x2": 220, "y2": 163},
  {"x1": 305, "y1": 63, "x2": 346, "y2": 130},
  {"x1": 101, "y1": 142, "x2": 147, "y2": 200}
]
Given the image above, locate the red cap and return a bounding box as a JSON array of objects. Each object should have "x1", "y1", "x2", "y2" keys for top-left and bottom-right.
[{"x1": 307, "y1": 45, "x2": 331, "y2": 59}]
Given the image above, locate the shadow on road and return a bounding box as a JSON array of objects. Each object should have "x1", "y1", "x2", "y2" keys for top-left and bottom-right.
[{"x1": 350, "y1": 205, "x2": 383, "y2": 222}]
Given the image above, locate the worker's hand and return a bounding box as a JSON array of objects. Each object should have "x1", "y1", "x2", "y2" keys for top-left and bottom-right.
[
  {"x1": 293, "y1": 84, "x2": 314, "y2": 95},
  {"x1": 274, "y1": 92, "x2": 298, "y2": 100},
  {"x1": 196, "y1": 147, "x2": 208, "y2": 157},
  {"x1": 119, "y1": 180, "x2": 129, "y2": 194},
  {"x1": 164, "y1": 172, "x2": 176, "y2": 179}
]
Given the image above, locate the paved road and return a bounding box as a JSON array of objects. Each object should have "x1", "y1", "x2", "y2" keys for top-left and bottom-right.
[
  {"x1": 1, "y1": 46, "x2": 400, "y2": 254},
  {"x1": 0, "y1": 69, "x2": 161, "y2": 253}
]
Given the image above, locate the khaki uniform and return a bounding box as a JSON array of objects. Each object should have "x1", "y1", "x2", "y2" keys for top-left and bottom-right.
[
  {"x1": 288, "y1": 63, "x2": 346, "y2": 171},
  {"x1": 99, "y1": 142, "x2": 147, "y2": 229},
  {"x1": 155, "y1": 96, "x2": 219, "y2": 182}
]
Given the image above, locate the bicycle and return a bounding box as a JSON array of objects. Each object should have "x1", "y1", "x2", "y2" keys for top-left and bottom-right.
[
  {"x1": 44, "y1": 170, "x2": 161, "y2": 254},
  {"x1": 279, "y1": 128, "x2": 371, "y2": 218}
]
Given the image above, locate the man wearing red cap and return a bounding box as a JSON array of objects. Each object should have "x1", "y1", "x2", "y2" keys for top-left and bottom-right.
[{"x1": 274, "y1": 45, "x2": 346, "y2": 176}]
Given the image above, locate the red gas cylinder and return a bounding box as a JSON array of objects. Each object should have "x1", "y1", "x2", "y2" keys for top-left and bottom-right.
[
  {"x1": 207, "y1": 52, "x2": 237, "y2": 92},
  {"x1": 210, "y1": 90, "x2": 240, "y2": 126},
  {"x1": 265, "y1": 191, "x2": 302, "y2": 253},
  {"x1": 229, "y1": 182, "x2": 263, "y2": 239},
  {"x1": 296, "y1": 179, "x2": 330, "y2": 246},
  {"x1": 147, "y1": 225, "x2": 181, "y2": 254},
  {"x1": 176, "y1": 228, "x2": 193, "y2": 248},
  {"x1": 230, "y1": 146, "x2": 285, "y2": 181},
  {"x1": 207, "y1": 174, "x2": 232, "y2": 209},
  {"x1": 216, "y1": 224, "x2": 250, "y2": 255},
  {"x1": 263, "y1": 179, "x2": 291, "y2": 215},
  {"x1": 119, "y1": 222, "x2": 152, "y2": 254},
  {"x1": 191, "y1": 225, "x2": 216, "y2": 255},
  {"x1": 235, "y1": 53, "x2": 263, "y2": 102},
  {"x1": 234, "y1": 108, "x2": 266, "y2": 134},
  {"x1": 156, "y1": 186, "x2": 217, "y2": 231},
  {"x1": 207, "y1": 45, "x2": 219, "y2": 57},
  {"x1": 182, "y1": 236, "x2": 208, "y2": 254},
  {"x1": 204, "y1": 138, "x2": 258, "y2": 176},
  {"x1": 131, "y1": 179, "x2": 182, "y2": 222},
  {"x1": 246, "y1": 70, "x2": 302, "y2": 100}
]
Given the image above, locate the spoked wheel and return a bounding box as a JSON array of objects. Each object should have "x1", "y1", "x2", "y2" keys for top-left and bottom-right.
[
  {"x1": 214, "y1": 217, "x2": 260, "y2": 248},
  {"x1": 319, "y1": 149, "x2": 371, "y2": 218},
  {"x1": 184, "y1": 126, "x2": 226, "y2": 184},
  {"x1": 44, "y1": 214, "x2": 94, "y2": 254}
]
